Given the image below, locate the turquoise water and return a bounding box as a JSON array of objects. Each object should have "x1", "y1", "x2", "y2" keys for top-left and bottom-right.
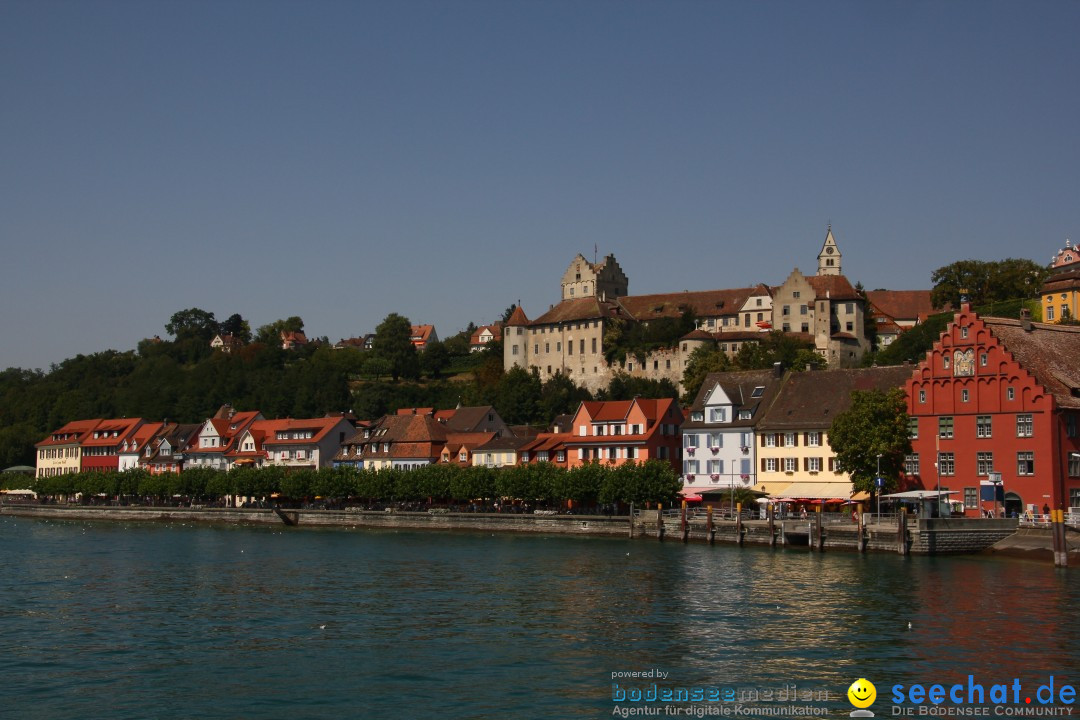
[{"x1": 2, "y1": 517, "x2": 1078, "y2": 719}]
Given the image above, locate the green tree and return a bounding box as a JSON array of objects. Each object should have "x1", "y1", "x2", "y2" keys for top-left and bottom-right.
[
  {"x1": 680, "y1": 345, "x2": 731, "y2": 404},
  {"x1": 219, "y1": 313, "x2": 252, "y2": 343},
  {"x1": 420, "y1": 340, "x2": 450, "y2": 379},
  {"x1": 255, "y1": 316, "x2": 305, "y2": 346},
  {"x1": 930, "y1": 258, "x2": 1049, "y2": 310},
  {"x1": 539, "y1": 372, "x2": 593, "y2": 423},
  {"x1": 166, "y1": 308, "x2": 218, "y2": 342},
  {"x1": 828, "y1": 388, "x2": 912, "y2": 500},
  {"x1": 495, "y1": 366, "x2": 543, "y2": 424},
  {"x1": 372, "y1": 313, "x2": 419, "y2": 381}
]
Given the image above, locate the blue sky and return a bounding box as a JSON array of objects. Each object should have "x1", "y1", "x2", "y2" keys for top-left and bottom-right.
[{"x1": 2, "y1": 0, "x2": 1078, "y2": 371}]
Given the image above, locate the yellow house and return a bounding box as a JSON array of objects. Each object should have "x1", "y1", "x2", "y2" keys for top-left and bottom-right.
[
  {"x1": 754, "y1": 367, "x2": 912, "y2": 503},
  {"x1": 471, "y1": 436, "x2": 531, "y2": 469},
  {"x1": 34, "y1": 419, "x2": 100, "y2": 478},
  {"x1": 1042, "y1": 242, "x2": 1080, "y2": 323}
]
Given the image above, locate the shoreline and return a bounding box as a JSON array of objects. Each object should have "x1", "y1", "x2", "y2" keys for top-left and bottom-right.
[{"x1": 6, "y1": 503, "x2": 1074, "y2": 563}]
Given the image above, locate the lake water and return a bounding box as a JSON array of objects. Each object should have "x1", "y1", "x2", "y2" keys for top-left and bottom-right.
[{"x1": 2, "y1": 517, "x2": 1078, "y2": 719}]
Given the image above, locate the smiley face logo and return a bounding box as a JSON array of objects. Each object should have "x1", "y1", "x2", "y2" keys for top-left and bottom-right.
[{"x1": 847, "y1": 678, "x2": 876, "y2": 709}]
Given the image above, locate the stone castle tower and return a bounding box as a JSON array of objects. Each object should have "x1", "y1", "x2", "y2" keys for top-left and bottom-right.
[{"x1": 560, "y1": 253, "x2": 628, "y2": 301}]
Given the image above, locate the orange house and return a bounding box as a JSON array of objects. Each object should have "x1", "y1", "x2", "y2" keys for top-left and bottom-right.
[{"x1": 564, "y1": 398, "x2": 682, "y2": 473}]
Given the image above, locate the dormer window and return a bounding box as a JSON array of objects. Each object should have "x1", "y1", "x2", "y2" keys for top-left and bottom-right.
[
  {"x1": 751, "y1": 386, "x2": 764, "y2": 398},
  {"x1": 739, "y1": 410, "x2": 752, "y2": 420},
  {"x1": 691, "y1": 412, "x2": 704, "y2": 422}
]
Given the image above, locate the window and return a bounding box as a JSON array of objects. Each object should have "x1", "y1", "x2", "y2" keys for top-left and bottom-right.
[
  {"x1": 710, "y1": 408, "x2": 727, "y2": 422},
  {"x1": 1071, "y1": 489, "x2": 1080, "y2": 508},
  {"x1": 807, "y1": 431, "x2": 821, "y2": 447},
  {"x1": 908, "y1": 417, "x2": 919, "y2": 439},
  {"x1": 976, "y1": 452, "x2": 993, "y2": 476},
  {"x1": 534, "y1": 344, "x2": 538, "y2": 354},
  {"x1": 739, "y1": 410, "x2": 751, "y2": 420},
  {"x1": 545, "y1": 343, "x2": 550, "y2": 353},
  {"x1": 943, "y1": 355, "x2": 950, "y2": 370},
  {"x1": 793, "y1": 291, "x2": 801, "y2": 299},
  {"x1": 708, "y1": 459, "x2": 723, "y2": 475},
  {"x1": 765, "y1": 435, "x2": 776, "y2": 448},
  {"x1": 1046, "y1": 306, "x2": 1054, "y2": 321},
  {"x1": 1016, "y1": 414, "x2": 1033, "y2": 438},
  {"x1": 784, "y1": 432, "x2": 796, "y2": 447},
  {"x1": 980, "y1": 353, "x2": 988, "y2": 367},
  {"x1": 807, "y1": 457, "x2": 822, "y2": 472},
  {"x1": 938, "y1": 452, "x2": 955, "y2": 475},
  {"x1": 938, "y1": 416, "x2": 954, "y2": 439},
  {"x1": 961, "y1": 389, "x2": 969, "y2": 402},
  {"x1": 1067, "y1": 413, "x2": 1078, "y2": 438},
  {"x1": 961, "y1": 326, "x2": 969, "y2": 338},
  {"x1": 919, "y1": 389, "x2": 926, "y2": 404},
  {"x1": 800, "y1": 304, "x2": 808, "y2": 315},
  {"x1": 684, "y1": 460, "x2": 700, "y2": 475},
  {"x1": 905, "y1": 453, "x2": 920, "y2": 475},
  {"x1": 782, "y1": 305, "x2": 790, "y2": 316},
  {"x1": 1007, "y1": 387, "x2": 1015, "y2": 401},
  {"x1": 556, "y1": 451, "x2": 565, "y2": 463},
  {"x1": 964, "y1": 487, "x2": 978, "y2": 507},
  {"x1": 683, "y1": 434, "x2": 698, "y2": 448},
  {"x1": 1017, "y1": 452, "x2": 1034, "y2": 476},
  {"x1": 784, "y1": 457, "x2": 798, "y2": 472},
  {"x1": 1066, "y1": 452, "x2": 1080, "y2": 477},
  {"x1": 751, "y1": 386, "x2": 764, "y2": 398},
  {"x1": 765, "y1": 458, "x2": 778, "y2": 472},
  {"x1": 976, "y1": 415, "x2": 992, "y2": 438},
  {"x1": 592, "y1": 338, "x2": 597, "y2": 354}
]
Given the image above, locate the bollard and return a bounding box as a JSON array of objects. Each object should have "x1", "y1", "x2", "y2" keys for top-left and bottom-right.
[
  {"x1": 706, "y1": 505, "x2": 714, "y2": 544},
  {"x1": 897, "y1": 507, "x2": 908, "y2": 555},
  {"x1": 768, "y1": 503, "x2": 776, "y2": 547},
  {"x1": 628, "y1": 502, "x2": 635, "y2": 539},
  {"x1": 1052, "y1": 508, "x2": 1068, "y2": 568},
  {"x1": 657, "y1": 503, "x2": 665, "y2": 542},
  {"x1": 858, "y1": 507, "x2": 866, "y2": 553}
]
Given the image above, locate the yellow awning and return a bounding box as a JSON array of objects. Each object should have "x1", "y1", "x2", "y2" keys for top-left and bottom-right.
[{"x1": 766, "y1": 481, "x2": 853, "y2": 500}]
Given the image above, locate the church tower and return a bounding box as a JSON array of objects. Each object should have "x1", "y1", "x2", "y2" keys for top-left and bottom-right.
[{"x1": 817, "y1": 226, "x2": 841, "y2": 276}]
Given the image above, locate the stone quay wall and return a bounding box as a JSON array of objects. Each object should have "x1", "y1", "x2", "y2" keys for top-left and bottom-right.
[{"x1": 0, "y1": 504, "x2": 1026, "y2": 557}]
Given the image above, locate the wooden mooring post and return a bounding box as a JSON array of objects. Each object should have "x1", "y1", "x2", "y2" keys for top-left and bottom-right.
[
  {"x1": 735, "y1": 502, "x2": 744, "y2": 546},
  {"x1": 681, "y1": 501, "x2": 689, "y2": 543},
  {"x1": 768, "y1": 503, "x2": 776, "y2": 547},
  {"x1": 706, "y1": 505, "x2": 715, "y2": 544},
  {"x1": 897, "y1": 507, "x2": 908, "y2": 555},
  {"x1": 657, "y1": 503, "x2": 665, "y2": 541},
  {"x1": 857, "y1": 506, "x2": 866, "y2": 553}
]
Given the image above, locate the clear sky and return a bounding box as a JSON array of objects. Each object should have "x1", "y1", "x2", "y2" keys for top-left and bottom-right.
[{"x1": 2, "y1": 0, "x2": 1078, "y2": 371}]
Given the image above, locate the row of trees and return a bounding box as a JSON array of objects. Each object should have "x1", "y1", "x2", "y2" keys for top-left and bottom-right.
[{"x1": 17, "y1": 460, "x2": 683, "y2": 508}]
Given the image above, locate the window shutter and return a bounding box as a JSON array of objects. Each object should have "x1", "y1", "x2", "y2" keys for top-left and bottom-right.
[
  {"x1": 803, "y1": 432, "x2": 809, "y2": 445},
  {"x1": 828, "y1": 457, "x2": 834, "y2": 471},
  {"x1": 775, "y1": 433, "x2": 781, "y2": 446},
  {"x1": 760, "y1": 458, "x2": 766, "y2": 472},
  {"x1": 761, "y1": 434, "x2": 766, "y2": 447},
  {"x1": 802, "y1": 457, "x2": 807, "y2": 471}
]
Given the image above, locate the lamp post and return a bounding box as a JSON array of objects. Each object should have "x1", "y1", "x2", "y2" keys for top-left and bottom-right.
[{"x1": 989, "y1": 471, "x2": 1002, "y2": 519}]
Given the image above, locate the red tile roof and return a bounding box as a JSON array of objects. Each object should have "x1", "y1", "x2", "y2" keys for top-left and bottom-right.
[
  {"x1": 505, "y1": 306, "x2": 530, "y2": 326},
  {"x1": 866, "y1": 290, "x2": 940, "y2": 321},
  {"x1": 806, "y1": 274, "x2": 860, "y2": 301},
  {"x1": 616, "y1": 286, "x2": 767, "y2": 321},
  {"x1": 531, "y1": 297, "x2": 620, "y2": 325}
]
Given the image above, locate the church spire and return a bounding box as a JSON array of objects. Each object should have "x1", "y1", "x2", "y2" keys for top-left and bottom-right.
[{"x1": 817, "y1": 225, "x2": 841, "y2": 276}]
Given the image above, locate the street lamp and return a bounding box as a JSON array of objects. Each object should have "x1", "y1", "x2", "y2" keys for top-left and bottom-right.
[{"x1": 989, "y1": 471, "x2": 1002, "y2": 519}]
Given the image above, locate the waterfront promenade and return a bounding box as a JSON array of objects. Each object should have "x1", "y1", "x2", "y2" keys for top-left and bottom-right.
[{"x1": 4, "y1": 501, "x2": 1074, "y2": 562}]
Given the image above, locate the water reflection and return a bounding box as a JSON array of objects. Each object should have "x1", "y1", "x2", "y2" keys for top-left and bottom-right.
[{"x1": 2, "y1": 518, "x2": 1078, "y2": 719}]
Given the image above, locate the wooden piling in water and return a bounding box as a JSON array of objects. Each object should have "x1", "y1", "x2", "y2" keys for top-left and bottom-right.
[
  {"x1": 768, "y1": 504, "x2": 776, "y2": 547},
  {"x1": 897, "y1": 508, "x2": 908, "y2": 555},
  {"x1": 706, "y1": 505, "x2": 714, "y2": 544}
]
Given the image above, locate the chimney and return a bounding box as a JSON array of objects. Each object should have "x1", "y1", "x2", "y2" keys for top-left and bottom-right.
[
  {"x1": 772, "y1": 361, "x2": 783, "y2": 378},
  {"x1": 1020, "y1": 308, "x2": 1032, "y2": 332}
]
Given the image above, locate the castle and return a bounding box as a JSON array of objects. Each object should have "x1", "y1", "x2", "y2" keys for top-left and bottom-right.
[{"x1": 504, "y1": 228, "x2": 870, "y2": 392}]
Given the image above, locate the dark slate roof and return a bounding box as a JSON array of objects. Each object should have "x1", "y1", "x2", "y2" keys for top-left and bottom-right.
[
  {"x1": 757, "y1": 366, "x2": 914, "y2": 431},
  {"x1": 683, "y1": 368, "x2": 784, "y2": 430},
  {"x1": 984, "y1": 318, "x2": 1080, "y2": 409}
]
